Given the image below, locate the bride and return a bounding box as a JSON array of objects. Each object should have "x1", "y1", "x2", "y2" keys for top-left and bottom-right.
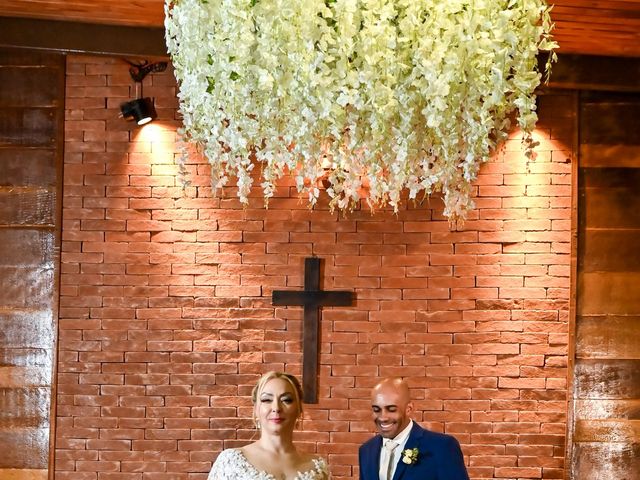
[{"x1": 208, "y1": 371, "x2": 329, "y2": 480}]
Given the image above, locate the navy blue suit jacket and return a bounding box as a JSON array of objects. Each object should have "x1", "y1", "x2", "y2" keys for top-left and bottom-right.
[{"x1": 358, "y1": 422, "x2": 469, "y2": 480}]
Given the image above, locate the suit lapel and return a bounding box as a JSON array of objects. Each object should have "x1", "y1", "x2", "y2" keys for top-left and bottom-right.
[
  {"x1": 367, "y1": 435, "x2": 384, "y2": 480},
  {"x1": 392, "y1": 423, "x2": 424, "y2": 480}
]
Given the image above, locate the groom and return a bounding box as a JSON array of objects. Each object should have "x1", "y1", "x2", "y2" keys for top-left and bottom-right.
[{"x1": 359, "y1": 377, "x2": 469, "y2": 480}]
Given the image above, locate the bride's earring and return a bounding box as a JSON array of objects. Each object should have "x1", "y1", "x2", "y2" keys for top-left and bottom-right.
[{"x1": 255, "y1": 418, "x2": 261, "y2": 430}]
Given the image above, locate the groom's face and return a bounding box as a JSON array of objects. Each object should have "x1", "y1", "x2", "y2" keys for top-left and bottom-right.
[{"x1": 371, "y1": 384, "x2": 413, "y2": 439}]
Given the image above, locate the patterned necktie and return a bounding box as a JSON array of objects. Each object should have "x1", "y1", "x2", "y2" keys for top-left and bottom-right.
[{"x1": 383, "y1": 440, "x2": 398, "y2": 480}]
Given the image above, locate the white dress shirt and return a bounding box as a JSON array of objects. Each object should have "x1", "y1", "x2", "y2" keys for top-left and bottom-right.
[{"x1": 378, "y1": 420, "x2": 413, "y2": 480}]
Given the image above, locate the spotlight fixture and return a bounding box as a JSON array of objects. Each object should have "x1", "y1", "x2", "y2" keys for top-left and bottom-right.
[
  {"x1": 119, "y1": 59, "x2": 167, "y2": 126},
  {"x1": 120, "y1": 97, "x2": 156, "y2": 125}
]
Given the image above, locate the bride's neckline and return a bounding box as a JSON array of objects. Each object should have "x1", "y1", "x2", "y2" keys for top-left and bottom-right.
[{"x1": 232, "y1": 448, "x2": 321, "y2": 480}]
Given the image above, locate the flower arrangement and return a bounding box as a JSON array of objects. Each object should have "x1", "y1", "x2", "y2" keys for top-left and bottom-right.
[
  {"x1": 401, "y1": 447, "x2": 419, "y2": 465},
  {"x1": 165, "y1": 0, "x2": 556, "y2": 222}
]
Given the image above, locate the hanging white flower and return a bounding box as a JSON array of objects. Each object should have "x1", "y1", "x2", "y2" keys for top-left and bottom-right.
[{"x1": 165, "y1": 0, "x2": 557, "y2": 223}]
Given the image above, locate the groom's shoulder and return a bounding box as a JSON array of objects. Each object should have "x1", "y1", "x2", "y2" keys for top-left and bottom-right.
[
  {"x1": 359, "y1": 434, "x2": 380, "y2": 450},
  {"x1": 414, "y1": 424, "x2": 462, "y2": 447}
]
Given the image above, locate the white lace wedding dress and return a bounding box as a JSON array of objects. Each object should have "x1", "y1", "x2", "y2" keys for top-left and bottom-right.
[{"x1": 207, "y1": 449, "x2": 329, "y2": 480}]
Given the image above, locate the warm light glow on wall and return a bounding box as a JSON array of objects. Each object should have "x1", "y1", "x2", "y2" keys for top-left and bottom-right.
[
  {"x1": 129, "y1": 121, "x2": 178, "y2": 157},
  {"x1": 127, "y1": 121, "x2": 181, "y2": 190},
  {"x1": 133, "y1": 122, "x2": 169, "y2": 143}
]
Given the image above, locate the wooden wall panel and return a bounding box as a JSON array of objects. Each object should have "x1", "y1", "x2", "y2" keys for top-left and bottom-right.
[
  {"x1": 0, "y1": 108, "x2": 57, "y2": 146},
  {"x1": 580, "y1": 231, "x2": 640, "y2": 272},
  {"x1": 0, "y1": 149, "x2": 56, "y2": 187},
  {"x1": 0, "y1": 47, "x2": 63, "y2": 479},
  {"x1": 580, "y1": 170, "x2": 640, "y2": 230},
  {"x1": 0, "y1": 67, "x2": 63, "y2": 106},
  {"x1": 578, "y1": 273, "x2": 640, "y2": 315},
  {"x1": 576, "y1": 316, "x2": 640, "y2": 359},
  {"x1": 574, "y1": 359, "x2": 640, "y2": 399},
  {"x1": 571, "y1": 91, "x2": 640, "y2": 480},
  {"x1": 575, "y1": 399, "x2": 640, "y2": 420},
  {"x1": 575, "y1": 419, "x2": 640, "y2": 443},
  {"x1": 581, "y1": 145, "x2": 640, "y2": 167},
  {"x1": 0, "y1": 188, "x2": 56, "y2": 225},
  {"x1": 580, "y1": 101, "x2": 640, "y2": 145},
  {"x1": 0, "y1": 387, "x2": 51, "y2": 428},
  {"x1": 573, "y1": 443, "x2": 640, "y2": 480},
  {"x1": 0, "y1": 429, "x2": 50, "y2": 468}
]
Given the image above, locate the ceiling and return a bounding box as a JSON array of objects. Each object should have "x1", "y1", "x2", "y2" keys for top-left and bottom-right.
[{"x1": 1, "y1": 0, "x2": 640, "y2": 58}]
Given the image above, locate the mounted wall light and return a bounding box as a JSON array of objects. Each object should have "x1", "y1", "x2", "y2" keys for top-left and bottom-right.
[
  {"x1": 121, "y1": 97, "x2": 156, "y2": 125},
  {"x1": 120, "y1": 60, "x2": 167, "y2": 126}
]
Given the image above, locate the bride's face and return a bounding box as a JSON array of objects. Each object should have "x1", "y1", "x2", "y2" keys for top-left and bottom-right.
[{"x1": 256, "y1": 378, "x2": 300, "y2": 434}]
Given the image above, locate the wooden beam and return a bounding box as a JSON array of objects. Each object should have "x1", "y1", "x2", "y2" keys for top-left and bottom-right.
[
  {"x1": 0, "y1": 17, "x2": 167, "y2": 59},
  {"x1": 1, "y1": 19, "x2": 639, "y2": 91}
]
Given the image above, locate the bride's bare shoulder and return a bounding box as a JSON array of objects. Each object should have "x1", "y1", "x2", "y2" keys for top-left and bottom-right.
[{"x1": 239, "y1": 443, "x2": 254, "y2": 452}]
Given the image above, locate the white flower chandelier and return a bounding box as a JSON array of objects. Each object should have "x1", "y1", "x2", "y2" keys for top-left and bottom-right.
[{"x1": 165, "y1": 0, "x2": 556, "y2": 222}]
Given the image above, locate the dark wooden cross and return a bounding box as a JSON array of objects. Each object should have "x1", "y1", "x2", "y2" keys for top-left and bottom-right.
[{"x1": 272, "y1": 257, "x2": 353, "y2": 403}]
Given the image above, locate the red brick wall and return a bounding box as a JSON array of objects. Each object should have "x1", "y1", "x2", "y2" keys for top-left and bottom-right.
[{"x1": 56, "y1": 55, "x2": 572, "y2": 480}]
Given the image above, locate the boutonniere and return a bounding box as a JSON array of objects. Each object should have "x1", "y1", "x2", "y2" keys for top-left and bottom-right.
[{"x1": 401, "y1": 447, "x2": 419, "y2": 465}]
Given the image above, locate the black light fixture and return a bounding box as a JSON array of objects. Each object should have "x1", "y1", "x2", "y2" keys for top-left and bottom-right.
[
  {"x1": 120, "y1": 60, "x2": 167, "y2": 126},
  {"x1": 121, "y1": 97, "x2": 156, "y2": 125}
]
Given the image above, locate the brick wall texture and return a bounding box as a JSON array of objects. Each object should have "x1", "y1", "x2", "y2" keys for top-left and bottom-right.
[{"x1": 56, "y1": 55, "x2": 573, "y2": 480}]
